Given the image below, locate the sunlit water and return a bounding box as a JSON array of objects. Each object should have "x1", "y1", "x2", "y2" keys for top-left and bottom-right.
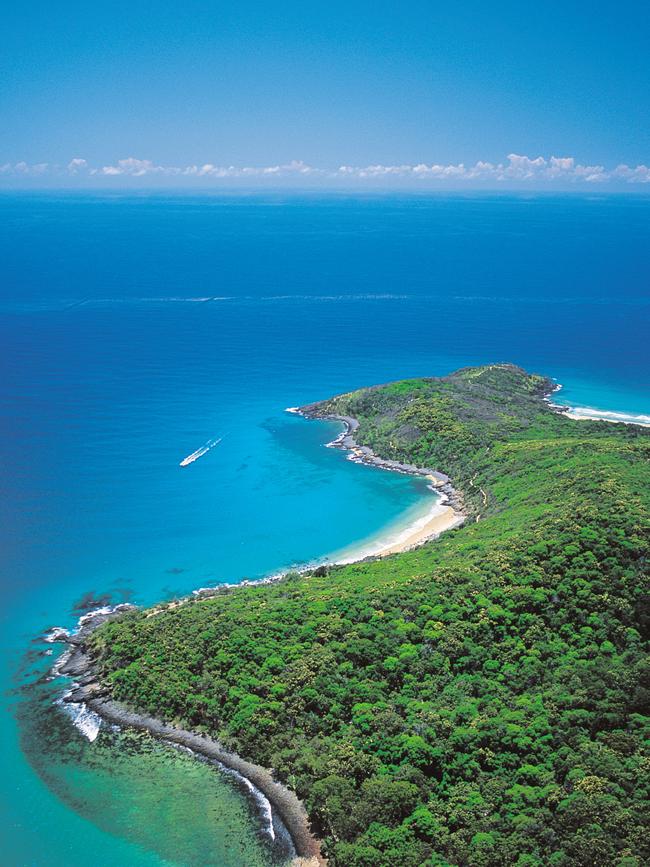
[{"x1": 1, "y1": 193, "x2": 648, "y2": 865}]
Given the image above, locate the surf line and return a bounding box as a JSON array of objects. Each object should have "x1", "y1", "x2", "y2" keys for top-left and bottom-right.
[{"x1": 179, "y1": 436, "x2": 223, "y2": 467}]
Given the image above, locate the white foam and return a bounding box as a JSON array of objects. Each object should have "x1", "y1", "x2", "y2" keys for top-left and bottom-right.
[
  {"x1": 563, "y1": 406, "x2": 650, "y2": 427},
  {"x1": 48, "y1": 647, "x2": 72, "y2": 680},
  {"x1": 47, "y1": 603, "x2": 133, "y2": 649},
  {"x1": 58, "y1": 698, "x2": 102, "y2": 742},
  {"x1": 326, "y1": 430, "x2": 347, "y2": 448},
  {"x1": 77, "y1": 605, "x2": 114, "y2": 626},
  {"x1": 48, "y1": 603, "x2": 135, "y2": 722},
  {"x1": 218, "y1": 764, "x2": 276, "y2": 840},
  {"x1": 44, "y1": 626, "x2": 71, "y2": 643},
  {"x1": 286, "y1": 408, "x2": 347, "y2": 447},
  {"x1": 167, "y1": 743, "x2": 276, "y2": 841},
  {"x1": 547, "y1": 383, "x2": 650, "y2": 427},
  {"x1": 76, "y1": 603, "x2": 134, "y2": 629}
]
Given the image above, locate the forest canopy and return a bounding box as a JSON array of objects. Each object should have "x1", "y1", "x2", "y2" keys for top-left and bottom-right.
[{"x1": 90, "y1": 364, "x2": 650, "y2": 866}]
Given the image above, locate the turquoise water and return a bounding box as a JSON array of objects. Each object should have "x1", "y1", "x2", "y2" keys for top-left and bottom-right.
[{"x1": 1, "y1": 193, "x2": 649, "y2": 865}]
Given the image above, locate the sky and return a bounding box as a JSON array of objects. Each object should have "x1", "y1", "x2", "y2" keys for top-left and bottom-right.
[{"x1": 1, "y1": 0, "x2": 649, "y2": 188}]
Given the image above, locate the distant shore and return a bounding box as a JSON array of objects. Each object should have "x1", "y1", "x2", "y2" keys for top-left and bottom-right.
[
  {"x1": 559, "y1": 406, "x2": 650, "y2": 427},
  {"x1": 545, "y1": 384, "x2": 650, "y2": 428}
]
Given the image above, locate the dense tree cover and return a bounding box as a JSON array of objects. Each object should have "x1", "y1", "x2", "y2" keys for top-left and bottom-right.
[{"x1": 90, "y1": 365, "x2": 649, "y2": 866}]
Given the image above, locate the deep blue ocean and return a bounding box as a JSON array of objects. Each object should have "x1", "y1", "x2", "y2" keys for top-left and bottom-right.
[{"x1": 1, "y1": 193, "x2": 648, "y2": 866}]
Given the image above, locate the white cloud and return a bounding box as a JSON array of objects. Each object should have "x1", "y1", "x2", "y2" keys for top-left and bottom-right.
[
  {"x1": 0, "y1": 154, "x2": 649, "y2": 185},
  {"x1": 67, "y1": 158, "x2": 88, "y2": 173},
  {"x1": 331, "y1": 154, "x2": 619, "y2": 184},
  {"x1": 502, "y1": 153, "x2": 547, "y2": 179},
  {"x1": 550, "y1": 156, "x2": 575, "y2": 171},
  {"x1": 95, "y1": 157, "x2": 175, "y2": 177},
  {"x1": 181, "y1": 159, "x2": 320, "y2": 178},
  {"x1": 613, "y1": 163, "x2": 650, "y2": 183}
]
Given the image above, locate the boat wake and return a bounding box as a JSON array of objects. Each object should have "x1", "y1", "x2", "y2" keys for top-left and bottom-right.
[{"x1": 179, "y1": 436, "x2": 223, "y2": 467}]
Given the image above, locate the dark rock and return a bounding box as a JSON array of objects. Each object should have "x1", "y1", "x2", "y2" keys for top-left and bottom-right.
[{"x1": 59, "y1": 648, "x2": 92, "y2": 678}]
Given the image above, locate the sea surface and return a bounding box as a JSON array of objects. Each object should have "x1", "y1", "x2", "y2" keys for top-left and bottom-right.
[{"x1": 1, "y1": 192, "x2": 648, "y2": 866}]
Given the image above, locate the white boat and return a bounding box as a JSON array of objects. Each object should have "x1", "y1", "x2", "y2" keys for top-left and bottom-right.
[{"x1": 179, "y1": 437, "x2": 222, "y2": 467}]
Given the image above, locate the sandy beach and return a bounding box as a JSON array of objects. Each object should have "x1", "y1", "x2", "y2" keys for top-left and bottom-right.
[
  {"x1": 293, "y1": 408, "x2": 467, "y2": 563},
  {"x1": 334, "y1": 499, "x2": 463, "y2": 563},
  {"x1": 545, "y1": 385, "x2": 650, "y2": 428},
  {"x1": 561, "y1": 407, "x2": 650, "y2": 427},
  {"x1": 51, "y1": 408, "x2": 469, "y2": 867},
  {"x1": 374, "y1": 503, "x2": 464, "y2": 556}
]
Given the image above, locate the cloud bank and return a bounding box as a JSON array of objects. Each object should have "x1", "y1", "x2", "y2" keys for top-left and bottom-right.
[{"x1": 1, "y1": 154, "x2": 649, "y2": 185}]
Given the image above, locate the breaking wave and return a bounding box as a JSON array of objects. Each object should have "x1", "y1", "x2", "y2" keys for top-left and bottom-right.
[
  {"x1": 561, "y1": 406, "x2": 650, "y2": 427},
  {"x1": 547, "y1": 384, "x2": 650, "y2": 428},
  {"x1": 218, "y1": 764, "x2": 276, "y2": 841},
  {"x1": 167, "y1": 743, "x2": 277, "y2": 841},
  {"x1": 57, "y1": 697, "x2": 103, "y2": 742}
]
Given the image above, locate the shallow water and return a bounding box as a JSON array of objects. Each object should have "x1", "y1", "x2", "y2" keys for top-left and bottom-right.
[
  {"x1": 15, "y1": 671, "x2": 293, "y2": 867},
  {"x1": 1, "y1": 193, "x2": 648, "y2": 865}
]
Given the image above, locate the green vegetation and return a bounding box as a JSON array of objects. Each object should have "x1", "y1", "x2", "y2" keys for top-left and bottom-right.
[{"x1": 90, "y1": 364, "x2": 649, "y2": 866}]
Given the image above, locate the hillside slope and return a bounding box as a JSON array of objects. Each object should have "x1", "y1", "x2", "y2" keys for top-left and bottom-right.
[{"x1": 89, "y1": 365, "x2": 649, "y2": 866}]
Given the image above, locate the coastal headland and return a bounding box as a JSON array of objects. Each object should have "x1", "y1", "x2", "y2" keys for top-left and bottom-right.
[
  {"x1": 54, "y1": 399, "x2": 469, "y2": 865},
  {"x1": 54, "y1": 364, "x2": 650, "y2": 866}
]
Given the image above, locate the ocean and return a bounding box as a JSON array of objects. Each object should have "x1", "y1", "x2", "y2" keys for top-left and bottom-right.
[{"x1": 1, "y1": 192, "x2": 648, "y2": 866}]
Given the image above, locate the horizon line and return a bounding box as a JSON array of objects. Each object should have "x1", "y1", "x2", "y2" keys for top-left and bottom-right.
[{"x1": 1, "y1": 153, "x2": 649, "y2": 188}]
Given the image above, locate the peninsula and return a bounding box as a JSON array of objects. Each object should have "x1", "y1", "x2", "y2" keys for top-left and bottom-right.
[{"x1": 68, "y1": 364, "x2": 649, "y2": 866}]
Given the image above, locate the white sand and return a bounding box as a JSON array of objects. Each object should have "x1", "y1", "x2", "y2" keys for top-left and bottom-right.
[
  {"x1": 373, "y1": 504, "x2": 463, "y2": 556},
  {"x1": 334, "y1": 495, "x2": 464, "y2": 565}
]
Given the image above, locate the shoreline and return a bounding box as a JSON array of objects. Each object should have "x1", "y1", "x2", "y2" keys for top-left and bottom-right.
[
  {"x1": 288, "y1": 407, "x2": 467, "y2": 557},
  {"x1": 545, "y1": 383, "x2": 650, "y2": 428},
  {"x1": 54, "y1": 615, "x2": 324, "y2": 867},
  {"x1": 190, "y1": 409, "x2": 466, "y2": 597},
  {"x1": 51, "y1": 407, "x2": 469, "y2": 867},
  {"x1": 333, "y1": 499, "x2": 464, "y2": 563},
  {"x1": 558, "y1": 406, "x2": 650, "y2": 427},
  {"x1": 43, "y1": 372, "x2": 649, "y2": 867}
]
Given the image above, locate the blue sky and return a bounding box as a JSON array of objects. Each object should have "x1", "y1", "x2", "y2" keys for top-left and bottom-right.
[{"x1": 1, "y1": 1, "x2": 649, "y2": 187}]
